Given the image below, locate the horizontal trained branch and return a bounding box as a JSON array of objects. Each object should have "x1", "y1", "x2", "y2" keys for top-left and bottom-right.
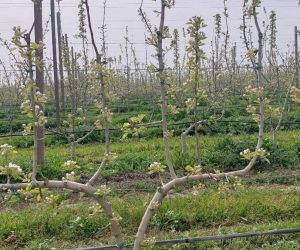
[{"x1": 0, "y1": 180, "x2": 123, "y2": 245}]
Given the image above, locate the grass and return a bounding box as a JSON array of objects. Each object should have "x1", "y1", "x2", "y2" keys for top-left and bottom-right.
[
  {"x1": 0, "y1": 129, "x2": 299, "y2": 181},
  {"x1": 0, "y1": 125, "x2": 299, "y2": 249},
  {"x1": 0, "y1": 186, "x2": 299, "y2": 249}
]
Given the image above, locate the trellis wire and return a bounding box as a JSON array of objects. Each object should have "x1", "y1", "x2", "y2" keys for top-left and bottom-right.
[{"x1": 2, "y1": 119, "x2": 300, "y2": 138}]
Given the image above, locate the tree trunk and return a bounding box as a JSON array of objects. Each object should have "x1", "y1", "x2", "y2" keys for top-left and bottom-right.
[
  {"x1": 181, "y1": 122, "x2": 201, "y2": 154},
  {"x1": 195, "y1": 123, "x2": 201, "y2": 164},
  {"x1": 34, "y1": 0, "x2": 45, "y2": 166},
  {"x1": 50, "y1": 0, "x2": 60, "y2": 129},
  {"x1": 70, "y1": 141, "x2": 77, "y2": 160},
  {"x1": 57, "y1": 11, "x2": 65, "y2": 117},
  {"x1": 83, "y1": 0, "x2": 112, "y2": 188},
  {"x1": 133, "y1": 4, "x2": 266, "y2": 248},
  {"x1": 100, "y1": 72, "x2": 110, "y2": 155},
  {"x1": 157, "y1": 0, "x2": 176, "y2": 179},
  {"x1": 133, "y1": 157, "x2": 260, "y2": 250},
  {"x1": 295, "y1": 26, "x2": 299, "y2": 88},
  {"x1": 272, "y1": 128, "x2": 278, "y2": 149},
  {"x1": 0, "y1": 181, "x2": 123, "y2": 246},
  {"x1": 24, "y1": 33, "x2": 38, "y2": 181}
]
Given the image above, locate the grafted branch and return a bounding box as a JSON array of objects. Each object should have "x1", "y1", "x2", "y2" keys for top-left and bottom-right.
[{"x1": 0, "y1": 180, "x2": 123, "y2": 245}]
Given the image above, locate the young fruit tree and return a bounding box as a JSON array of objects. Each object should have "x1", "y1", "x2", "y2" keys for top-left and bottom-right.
[
  {"x1": 132, "y1": 1, "x2": 268, "y2": 248},
  {"x1": 139, "y1": 0, "x2": 177, "y2": 179},
  {"x1": 0, "y1": 0, "x2": 124, "y2": 247}
]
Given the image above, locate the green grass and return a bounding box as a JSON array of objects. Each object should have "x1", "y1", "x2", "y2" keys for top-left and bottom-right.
[
  {"x1": 2, "y1": 97, "x2": 300, "y2": 144},
  {"x1": 0, "y1": 129, "x2": 299, "y2": 181},
  {"x1": 0, "y1": 186, "x2": 299, "y2": 249},
  {"x1": 0, "y1": 127, "x2": 299, "y2": 249}
]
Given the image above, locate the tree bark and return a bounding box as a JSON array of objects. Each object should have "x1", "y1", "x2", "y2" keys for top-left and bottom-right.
[
  {"x1": 295, "y1": 26, "x2": 299, "y2": 88},
  {"x1": 34, "y1": 0, "x2": 45, "y2": 166},
  {"x1": 133, "y1": 3, "x2": 266, "y2": 248},
  {"x1": 272, "y1": 84, "x2": 291, "y2": 149},
  {"x1": 157, "y1": 0, "x2": 177, "y2": 179},
  {"x1": 24, "y1": 33, "x2": 38, "y2": 181},
  {"x1": 50, "y1": 0, "x2": 60, "y2": 129},
  {"x1": 0, "y1": 181, "x2": 123, "y2": 245},
  {"x1": 133, "y1": 157, "x2": 259, "y2": 250},
  {"x1": 181, "y1": 121, "x2": 201, "y2": 154},
  {"x1": 57, "y1": 11, "x2": 65, "y2": 117},
  {"x1": 83, "y1": 0, "x2": 112, "y2": 190},
  {"x1": 70, "y1": 141, "x2": 77, "y2": 160}
]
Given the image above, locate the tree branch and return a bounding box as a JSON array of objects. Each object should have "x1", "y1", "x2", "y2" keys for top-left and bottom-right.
[{"x1": 0, "y1": 180, "x2": 123, "y2": 245}]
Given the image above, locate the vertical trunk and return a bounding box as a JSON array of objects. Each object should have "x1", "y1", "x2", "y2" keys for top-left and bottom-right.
[
  {"x1": 273, "y1": 83, "x2": 291, "y2": 149},
  {"x1": 181, "y1": 123, "x2": 197, "y2": 154},
  {"x1": 253, "y1": 2, "x2": 265, "y2": 150},
  {"x1": 295, "y1": 26, "x2": 299, "y2": 88},
  {"x1": 57, "y1": 11, "x2": 65, "y2": 117},
  {"x1": 82, "y1": 5, "x2": 123, "y2": 246},
  {"x1": 83, "y1": 0, "x2": 112, "y2": 185},
  {"x1": 34, "y1": 0, "x2": 45, "y2": 166},
  {"x1": 194, "y1": 123, "x2": 201, "y2": 164},
  {"x1": 272, "y1": 129, "x2": 278, "y2": 149},
  {"x1": 194, "y1": 57, "x2": 201, "y2": 165},
  {"x1": 181, "y1": 133, "x2": 187, "y2": 154},
  {"x1": 125, "y1": 27, "x2": 130, "y2": 110},
  {"x1": 134, "y1": 3, "x2": 266, "y2": 249},
  {"x1": 70, "y1": 141, "x2": 77, "y2": 160},
  {"x1": 145, "y1": 41, "x2": 149, "y2": 89},
  {"x1": 82, "y1": 38, "x2": 89, "y2": 125},
  {"x1": 223, "y1": 2, "x2": 234, "y2": 94},
  {"x1": 25, "y1": 33, "x2": 38, "y2": 181},
  {"x1": 215, "y1": 36, "x2": 219, "y2": 94},
  {"x1": 231, "y1": 43, "x2": 237, "y2": 94},
  {"x1": 157, "y1": 0, "x2": 176, "y2": 179},
  {"x1": 70, "y1": 46, "x2": 77, "y2": 112},
  {"x1": 9, "y1": 114, "x2": 13, "y2": 138},
  {"x1": 50, "y1": 0, "x2": 60, "y2": 129},
  {"x1": 212, "y1": 46, "x2": 216, "y2": 95},
  {"x1": 100, "y1": 72, "x2": 110, "y2": 155}
]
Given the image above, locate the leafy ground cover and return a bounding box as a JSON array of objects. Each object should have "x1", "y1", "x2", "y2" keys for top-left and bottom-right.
[
  {"x1": 0, "y1": 129, "x2": 299, "y2": 181},
  {"x1": 0, "y1": 186, "x2": 299, "y2": 249},
  {"x1": 0, "y1": 128, "x2": 299, "y2": 249}
]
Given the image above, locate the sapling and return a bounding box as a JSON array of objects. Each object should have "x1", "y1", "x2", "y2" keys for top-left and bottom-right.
[
  {"x1": 60, "y1": 26, "x2": 98, "y2": 159},
  {"x1": 9, "y1": 26, "x2": 48, "y2": 181},
  {"x1": 0, "y1": 1, "x2": 124, "y2": 246},
  {"x1": 185, "y1": 16, "x2": 207, "y2": 164},
  {"x1": 60, "y1": 107, "x2": 98, "y2": 160},
  {"x1": 133, "y1": 1, "x2": 267, "y2": 249},
  {"x1": 76, "y1": 0, "x2": 91, "y2": 120},
  {"x1": 124, "y1": 26, "x2": 131, "y2": 110},
  {"x1": 33, "y1": 0, "x2": 45, "y2": 167},
  {"x1": 169, "y1": 28, "x2": 184, "y2": 107},
  {"x1": 56, "y1": 4, "x2": 65, "y2": 117},
  {"x1": 212, "y1": 13, "x2": 222, "y2": 94},
  {"x1": 139, "y1": 0, "x2": 177, "y2": 179},
  {"x1": 268, "y1": 10, "x2": 278, "y2": 67}
]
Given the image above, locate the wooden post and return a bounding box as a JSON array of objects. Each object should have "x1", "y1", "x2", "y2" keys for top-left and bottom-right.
[
  {"x1": 50, "y1": 0, "x2": 60, "y2": 128},
  {"x1": 34, "y1": 0, "x2": 45, "y2": 166},
  {"x1": 57, "y1": 11, "x2": 65, "y2": 117},
  {"x1": 295, "y1": 26, "x2": 299, "y2": 88}
]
